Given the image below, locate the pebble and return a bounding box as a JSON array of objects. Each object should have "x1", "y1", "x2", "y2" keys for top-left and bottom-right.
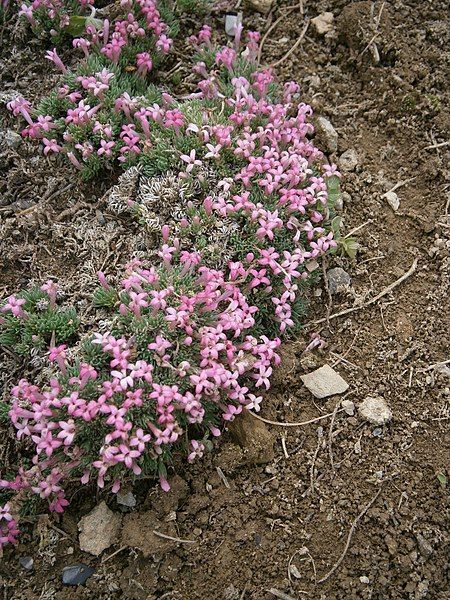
[
  {"x1": 117, "y1": 489, "x2": 137, "y2": 508},
  {"x1": 19, "y1": 556, "x2": 34, "y2": 570},
  {"x1": 300, "y1": 364, "x2": 349, "y2": 399},
  {"x1": 359, "y1": 396, "x2": 392, "y2": 425},
  {"x1": 62, "y1": 564, "x2": 95, "y2": 586},
  {"x1": 416, "y1": 533, "x2": 433, "y2": 558},
  {"x1": 372, "y1": 427, "x2": 383, "y2": 437},
  {"x1": 315, "y1": 116, "x2": 338, "y2": 153},
  {"x1": 327, "y1": 267, "x2": 352, "y2": 294},
  {"x1": 384, "y1": 191, "x2": 400, "y2": 211},
  {"x1": 78, "y1": 501, "x2": 122, "y2": 556},
  {"x1": 338, "y1": 148, "x2": 359, "y2": 171},
  {"x1": 341, "y1": 399, "x2": 355, "y2": 415},
  {"x1": 311, "y1": 12, "x2": 335, "y2": 35},
  {"x1": 0, "y1": 129, "x2": 22, "y2": 150},
  {"x1": 246, "y1": 0, "x2": 273, "y2": 14},
  {"x1": 225, "y1": 13, "x2": 242, "y2": 37}
]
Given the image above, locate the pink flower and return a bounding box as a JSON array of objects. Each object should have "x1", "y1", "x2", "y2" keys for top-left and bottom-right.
[
  {"x1": 42, "y1": 138, "x2": 62, "y2": 156},
  {"x1": 1, "y1": 295, "x2": 26, "y2": 318}
]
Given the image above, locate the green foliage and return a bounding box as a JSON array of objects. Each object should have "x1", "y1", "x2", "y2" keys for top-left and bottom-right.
[
  {"x1": 329, "y1": 216, "x2": 360, "y2": 260},
  {"x1": 0, "y1": 289, "x2": 79, "y2": 357}
]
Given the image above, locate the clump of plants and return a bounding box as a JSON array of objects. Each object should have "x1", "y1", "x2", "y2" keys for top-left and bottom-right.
[
  {"x1": 1, "y1": 16, "x2": 344, "y2": 548},
  {"x1": 0, "y1": 281, "x2": 78, "y2": 358}
]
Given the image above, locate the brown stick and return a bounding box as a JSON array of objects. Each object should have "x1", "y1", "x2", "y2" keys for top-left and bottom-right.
[
  {"x1": 269, "y1": 21, "x2": 310, "y2": 69},
  {"x1": 257, "y1": 2, "x2": 303, "y2": 65}
]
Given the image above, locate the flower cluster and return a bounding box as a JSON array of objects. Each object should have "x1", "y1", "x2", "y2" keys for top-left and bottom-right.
[
  {"x1": 1, "y1": 20, "x2": 343, "y2": 549},
  {"x1": 0, "y1": 504, "x2": 19, "y2": 548},
  {"x1": 0, "y1": 253, "x2": 281, "y2": 539},
  {"x1": 18, "y1": 0, "x2": 95, "y2": 37}
]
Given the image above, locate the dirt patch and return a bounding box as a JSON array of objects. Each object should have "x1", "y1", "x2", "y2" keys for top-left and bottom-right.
[{"x1": 1, "y1": 1, "x2": 449, "y2": 599}]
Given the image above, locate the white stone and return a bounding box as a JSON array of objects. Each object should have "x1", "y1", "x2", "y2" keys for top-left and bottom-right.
[
  {"x1": 311, "y1": 12, "x2": 335, "y2": 35},
  {"x1": 359, "y1": 396, "x2": 392, "y2": 425},
  {"x1": 338, "y1": 149, "x2": 359, "y2": 171},
  {"x1": 78, "y1": 501, "x2": 122, "y2": 556},
  {"x1": 316, "y1": 117, "x2": 338, "y2": 153},
  {"x1": 300, "y1": 364, "x2": 349, "y2": 399},
  {"x1": 384, "y1": 191, "x2": 400, "y2": 211},
  {"x1": 225, "y1": 13, "x2": 242, "y2": 37}
]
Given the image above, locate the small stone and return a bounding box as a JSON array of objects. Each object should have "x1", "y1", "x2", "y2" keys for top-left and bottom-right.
[
  {"x1": 359, "y1": 576, "x2": 370, "y2": 584},
  {"x1": 19, "y1": 556, "x2": 34, "y2": 570},
  {"x1": 385, "y1": 534, "x2": 398, "y2": 556},
  {"x1": 416, "y1": 534, "x2": 433, "y2": 558},
  {"x1": 334, "y1": 195, "x2": 344, "y2": 212},
  {"x1": 225, "y1": 12, "x2": 242, "y2": 37},
  {"x1": 338, "y1": 149, "x2": 359, "y2": 171},
  {"x1": 372, "y1": 427, "x2": 383, "y2": 437},
  {"x1": 245, "y1": 0, "x2": 272, "y2": 14},
  {"x1": 0, "y1": 130, "x2": 22, "y2": 150},
  {"x1": 117, "y1": 489, "x2": 137, "y2": 508},
  {"x1": 359, "y1": 396, "x2": 392, "y2": 425},
  {"x1": 341, "y1": 399, "x2": 355, "y2": 415},
  {"x1": 342, "y1": 192, "x2": 352, "y2": 205},
  {"x1": 311, "y1": 12, "x2": 335, "y2": 35},
  {"x1": 384, "y1": 191, "x2": 400, "y2": 211},
  {"x1": 78, "y1": 501, "x2": 122, "y2": 556},
  {"x1": 300, "y1": 364, "x2": 349, "y2": 399},
  {"x1": 327, "y1": 267, "x2": 352, "y2": 294},
  {"x1": 62, "y1": 564, "x2": 95, "y2": 586},
  {"x1": 315, "y1": 116, "x2": 338, "y2": 153},
  {"x1": 228, "y1": 410, "x2": 275, "y2": 464}
]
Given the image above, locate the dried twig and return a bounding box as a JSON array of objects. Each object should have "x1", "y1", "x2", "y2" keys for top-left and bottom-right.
[
  {"x1": 281, "y1": 435, "x2": 290, "y2": 459},
  {"x1": 216, "y1": 466, "x2": 230, "y2": 489},
  {"x1": 257, "y1": 2, "x2": 303, "y2": 64},
  {"x1": 317, "y1": 488, "x2": 383, "y2": 583},
  {"x1": 311, "y1": 258, "x2": 418, "y2": 325},
  {"x1": 344, "y1": 219, "x2": 373, "y2": 238},
  {"x1": 423, "y1": 140, "x2": 449, "y2": 151},
  {"x1": 152, "y1": 530, "x2": 196, "y2": 544},
  {"x1": 381, "y1": 177, "x2": 416, "y2": 198},
  {"x1": 249, "y1": 408, "x2": 345, "y2": 428},
  {"x1": 269, "y1": 21, "x2": 310, "y2": 68},
  {"x1": 102, "y1": 545, "x2": 127, "y2": 563}
]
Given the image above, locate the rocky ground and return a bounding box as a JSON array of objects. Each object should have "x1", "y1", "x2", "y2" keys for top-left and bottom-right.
[{"x1": 0, "y1": 1, "x2": 449, "y2": 599}]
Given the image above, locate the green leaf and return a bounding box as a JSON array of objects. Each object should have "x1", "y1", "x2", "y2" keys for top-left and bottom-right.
[
  {"x1": 437, "y1": 472, "x2": 447, "y2": 487},
  {"x1": 66, "y1": 15, "x2": 104, "y2": 37}
]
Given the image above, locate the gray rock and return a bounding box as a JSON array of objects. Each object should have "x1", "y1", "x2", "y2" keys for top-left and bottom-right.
[
  {"x1": 328, "y1": 267, "x2": 352, "y2": 294},
  {"x1": 315, "y1": 117, "x2": 338, "y2": 153},
  {"x1": 78, "y1": 501, "x2": 122, "y2": 556},
  {"x1": 0, "y1": 90, "x2": 21, "y2": 105},
  {"x1": 338, "y1": 149, "x2": 359, "y2": 171},
  {"x1": 359, "y1": 396, "x2": 392, "y2": 425},
  {"x1": 384, "y1": 191, "x2": 400, "y2": 211},
  {"x1": 300, "y1": 364, "x2": 349, "y2": 399},
  {"x1": 246, "y1": 0, "x2": 272, "y2": 14},
  {"x1": 19, "y1": 556, "x2": 34, "y2": 570},
  {"x1": 416, "y1": 534, "x2": 433, "y2": 558},
  {"x1": 117, "y1": 489, "x2": 137, "y2": 508},
  {"x1": 0, "y1": 130, "x2": 22, "y2": 150},
  {"x1": 62, "y1": 564, "x2": 95, "y2": 586},
  {"x1": 311, "y1": 12, "x2": 335, "y2": 35}
]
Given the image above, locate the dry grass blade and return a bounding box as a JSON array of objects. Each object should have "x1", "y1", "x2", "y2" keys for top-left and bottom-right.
[
  {"x1": 270, "y1": 21, "x2": 310, "y2": 69},
  {"x1": 152, "y1": 530, "x2": 196, "y2": 544},
  {"x1": 249, "y1": 408, "x2": 346, "y2": 428}
]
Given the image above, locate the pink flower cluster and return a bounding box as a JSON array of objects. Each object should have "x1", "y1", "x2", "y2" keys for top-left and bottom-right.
[
  {"x1": 1, "y1": 254, "x2": 281, "y2": 526},
  {"x1": 18, "y1": 0, "x2": 93, "y2": 34},
  {"x1": 0, "y1": 504, "x2": 20, "y2": 549}
]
